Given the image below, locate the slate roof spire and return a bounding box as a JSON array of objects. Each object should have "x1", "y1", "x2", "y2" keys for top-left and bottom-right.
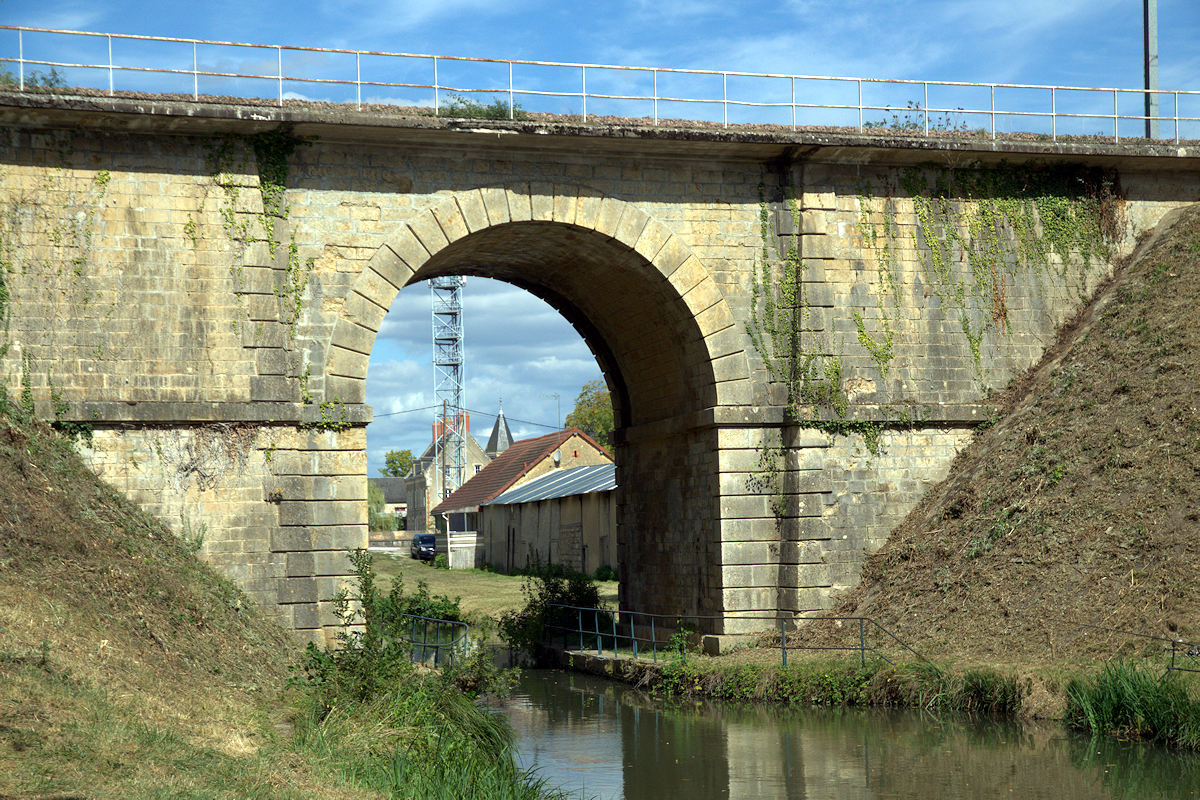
[{"x1": 485, "y1": 398, "x2": 514, "y2": 458}]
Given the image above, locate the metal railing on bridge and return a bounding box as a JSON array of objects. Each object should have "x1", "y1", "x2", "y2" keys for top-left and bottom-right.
[
  {"x1": 3, "y1": 25, "x2": 1199, "y2": 143},
  {"x1": 542, "y1": 603, "x2": 934, "y2": 669}
]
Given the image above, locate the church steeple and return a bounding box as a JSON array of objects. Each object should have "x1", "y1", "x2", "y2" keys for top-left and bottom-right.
[{"x1": 485, "y1": 398, "x2": 514, "y2": 459}]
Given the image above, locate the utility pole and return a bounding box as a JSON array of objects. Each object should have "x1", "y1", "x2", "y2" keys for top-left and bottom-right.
[{"x1": 1144, "y1": 0, "x2": 1159, "y2": 139}]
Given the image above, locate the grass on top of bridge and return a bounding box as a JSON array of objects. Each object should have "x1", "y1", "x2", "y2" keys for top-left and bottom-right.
[{"x1": 370, "y1": 549, "x2": 619, "y2": 622}]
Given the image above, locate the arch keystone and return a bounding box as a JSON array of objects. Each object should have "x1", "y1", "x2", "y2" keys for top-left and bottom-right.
[
  {"x1": 552, "y1": 185, "x2": 581, "y2": 224},
  {"x1": 574, "y1": 192, "x2": 603, "y2": 230},
  {"x1": 506, "y1": 183, "x2": 534, "y2": 222},
  {"x1": 528, "y1": 182, "x2": 556, "y2": 220}
]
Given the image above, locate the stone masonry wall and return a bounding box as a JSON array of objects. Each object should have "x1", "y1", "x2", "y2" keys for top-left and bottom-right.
[{"x1": 1, "y1": 98, "x2": 1195, "y2": 637}]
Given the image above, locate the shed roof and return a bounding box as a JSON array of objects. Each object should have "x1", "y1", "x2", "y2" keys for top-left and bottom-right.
[{"x1": 483, "y1": 463, "x2": 616, "y2": 506}]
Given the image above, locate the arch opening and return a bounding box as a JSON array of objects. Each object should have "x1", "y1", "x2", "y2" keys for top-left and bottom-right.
[{"x1": 361, "y1": 219, "x2": 729, "y2": 619}]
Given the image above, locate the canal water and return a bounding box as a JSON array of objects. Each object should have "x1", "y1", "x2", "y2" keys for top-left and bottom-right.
[{"x1": 499, "y1": 669, "x2": 1200, "y2": 800}]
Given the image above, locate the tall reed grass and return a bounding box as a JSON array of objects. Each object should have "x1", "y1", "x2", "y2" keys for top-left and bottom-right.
[{"x1": 1064, "y1": 662, "x2": 1200, "y2": 750}]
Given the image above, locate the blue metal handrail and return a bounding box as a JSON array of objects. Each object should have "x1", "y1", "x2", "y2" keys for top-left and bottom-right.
[
  {"x1": 395, "y1": 611, "x2": 469, "y2": 667},
  {"x1": 2, "y1": 25, "x2": 1198, "y2": 141},
  {"x1": 542, "y1": 603, "x2": 933, "y2": 668}
]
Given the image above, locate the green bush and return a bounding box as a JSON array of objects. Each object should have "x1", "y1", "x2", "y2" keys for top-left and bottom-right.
[
  {"x1": 499, "y1": 572, "x2": 601, "y2": 653},
  {"x1": 593, "y1": 564, "x2": 618, "y2": 582},
  {"x1": 439, "y1": 94, "x2": 529, "y2": 120},
  {"x1": 292, "y1": 549, "x2": 498, "y2": 709},
  {"x1": 433, "y1": 553, "x2": 450, "y2": 570},
  {"x1": 0, "y1": 66, "x2": 66, "y2": 90}
]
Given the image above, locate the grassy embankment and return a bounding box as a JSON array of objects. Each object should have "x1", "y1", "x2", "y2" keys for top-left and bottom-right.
[{"x1": 0, "y1": 414, "x2": 576, "y2": 799}]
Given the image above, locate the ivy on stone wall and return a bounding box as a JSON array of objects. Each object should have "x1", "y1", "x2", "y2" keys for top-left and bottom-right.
[
  {"x1": 747, "y1": 161, "x2": 1124, "y2": 526},
  {"x1": 875, "y1": 163, "x2": 1124, "y2": 376},
  {"x1": 747, "y1": 189, "x2": 847, "y2": 422},
  {"x1": 205, "y1": 125, "x2": 315, "y2": 409}
]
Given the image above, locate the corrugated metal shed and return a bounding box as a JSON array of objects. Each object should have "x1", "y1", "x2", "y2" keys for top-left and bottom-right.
[{"x1": 483, "y1": 464, "x2": 615, "y2": 506}]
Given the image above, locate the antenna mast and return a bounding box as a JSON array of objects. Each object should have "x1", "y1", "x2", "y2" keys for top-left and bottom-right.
[{"x1": 431, "y1": 276, "x2": 467, "y2": 499}]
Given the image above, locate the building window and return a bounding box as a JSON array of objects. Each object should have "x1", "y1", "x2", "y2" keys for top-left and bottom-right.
[{"x1": 475, "y1": 464, "x2": 482, "y2": 474}]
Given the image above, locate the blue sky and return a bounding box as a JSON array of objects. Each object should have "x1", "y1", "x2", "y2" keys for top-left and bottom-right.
[{"x1": 3, "y1": 0, "x2": 1197, "y2": 473}]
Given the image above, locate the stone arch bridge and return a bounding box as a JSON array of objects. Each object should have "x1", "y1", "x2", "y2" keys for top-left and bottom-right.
[{"x1": 1, "y1": 92, "x2": 1195, "y2": 642}]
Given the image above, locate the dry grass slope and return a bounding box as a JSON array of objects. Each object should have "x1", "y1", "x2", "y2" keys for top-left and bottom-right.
[
  {"x1": 829, "y1": 204, "x2": 1200, "y2": 671},
  {"x1": 0, "y1": 418, "x2": 374, "y2": 799}
]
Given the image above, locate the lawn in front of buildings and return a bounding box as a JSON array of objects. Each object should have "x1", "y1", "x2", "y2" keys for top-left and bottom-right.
[{"x1": 369, "y1": 549, "x2": 619, "y2": 620}]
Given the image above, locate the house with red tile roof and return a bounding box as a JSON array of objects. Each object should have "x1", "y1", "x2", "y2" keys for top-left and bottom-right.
[{"x1": 430, "y1": 427, "x2": 612, "y2": 568}]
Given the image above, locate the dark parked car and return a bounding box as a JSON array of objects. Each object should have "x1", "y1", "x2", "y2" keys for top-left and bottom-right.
[{"x1": 410, "y1": 533, "x2": 436, "y2": 562}]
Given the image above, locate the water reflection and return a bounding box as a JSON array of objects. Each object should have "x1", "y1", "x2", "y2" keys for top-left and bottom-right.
[{"x1": 499, "y1": 670, "x2": 1200, "y2": 800}]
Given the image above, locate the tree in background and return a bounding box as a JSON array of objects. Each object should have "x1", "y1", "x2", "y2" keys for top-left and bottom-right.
[
  {"x1": 565, "y1": 378, "x2": 613, "y2": 447},
  {"x1": 367, "y1": 481, "x2": 398, "y2": 532},
  {"x1": 380, "y1": 448, "x2": 415, "y2": 477}
]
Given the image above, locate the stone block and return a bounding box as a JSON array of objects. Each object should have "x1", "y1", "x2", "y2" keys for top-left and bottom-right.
[
  {"x1": 329, "y1": 318, "x2": 376, "y2": 356},
  {"x1": 408, "y1": 209, "x2": 450, "y2": 255},
  {"x1": 529, "y1": 182, "x2": 555, "y2": 220},
  {"x1": 506, "y1": 184, "x2": 534, "y2": 222},
  {"x1": 721, "y1": 587, "x2": 777, "y2": 613},
  {"x1": 721, "y1": 564, "x2": 778, "y2": 588},
  {"x1": 326, "y1": 345, "x2": 369, "y2": 379},
  {"x1": 633, "y1": 219, "x2": 671, "y2": 263},
  {"x1": 720, "y1": 540, "x2": 779, "y2": 566},
  {"x1": 278, "y1": 576, "x2": 318, "y2": 604},
  {"x1": 614, "y1": 208, "x2": 649, "y2": 248},
  {"x1": 457, "y1": 189, "x2": 490, "y2": 232},
  {"x1": 274, "y1": 475, "x2": 366, "y2": 502},
  {"x1": 593, "y1": 196, "x2": 626, "y2": 237},
  {"x1": 277, "y1": 500, "x2": 366, "y2": 527},
  {"x1": 263, "y1": 528, "x2": 312, "y2": 554},
  {"x1": 311, "y1": 525, "x2": 370, "y2": 551},
  {"x1": 387, "y1": 224, "x2": 432, "y2": 271},
  {"x1": 251, "y1": 376, "x2": 295, "y2": 402},
  {"x1": 313, "y1": 550, "x2": 354, "y2": 576},
  {"x1": 551, "y1": 185, "x2": 578, "y2": 224},
  {"x1": 286, "y1": 551, "x2": 315, "y2": 577},
  {"x1": 432, "y1": 200, "x2": 469, "y2": 243},
  {"x1": 367, "y1": 243, "x2": 416, "y2": 289},
  {"x1": 324, "y1": 375, "x2": 366, "y2": 404},
  {"x1": 291, "y1": 603, "x2": 321, "y2": 630},
  {"x1": 480, "y1": 186, "x2": 511, "y2": 225}
]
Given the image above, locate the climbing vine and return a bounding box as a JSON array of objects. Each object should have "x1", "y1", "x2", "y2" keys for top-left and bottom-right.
[
  {"x1": 891, "y1": 163, "x2": 1123, "y2": 375},
  {"x1": 746, "y1": 187, "x2": 847, "y2": 421},
  {"x1": 747, "y1": 161, "x2": 1123, "y2": 526}
]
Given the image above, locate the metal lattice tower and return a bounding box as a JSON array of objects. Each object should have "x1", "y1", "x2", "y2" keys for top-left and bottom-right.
[{"x1": 431, "y1": 276, "x2": 467, "y2": 499}]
